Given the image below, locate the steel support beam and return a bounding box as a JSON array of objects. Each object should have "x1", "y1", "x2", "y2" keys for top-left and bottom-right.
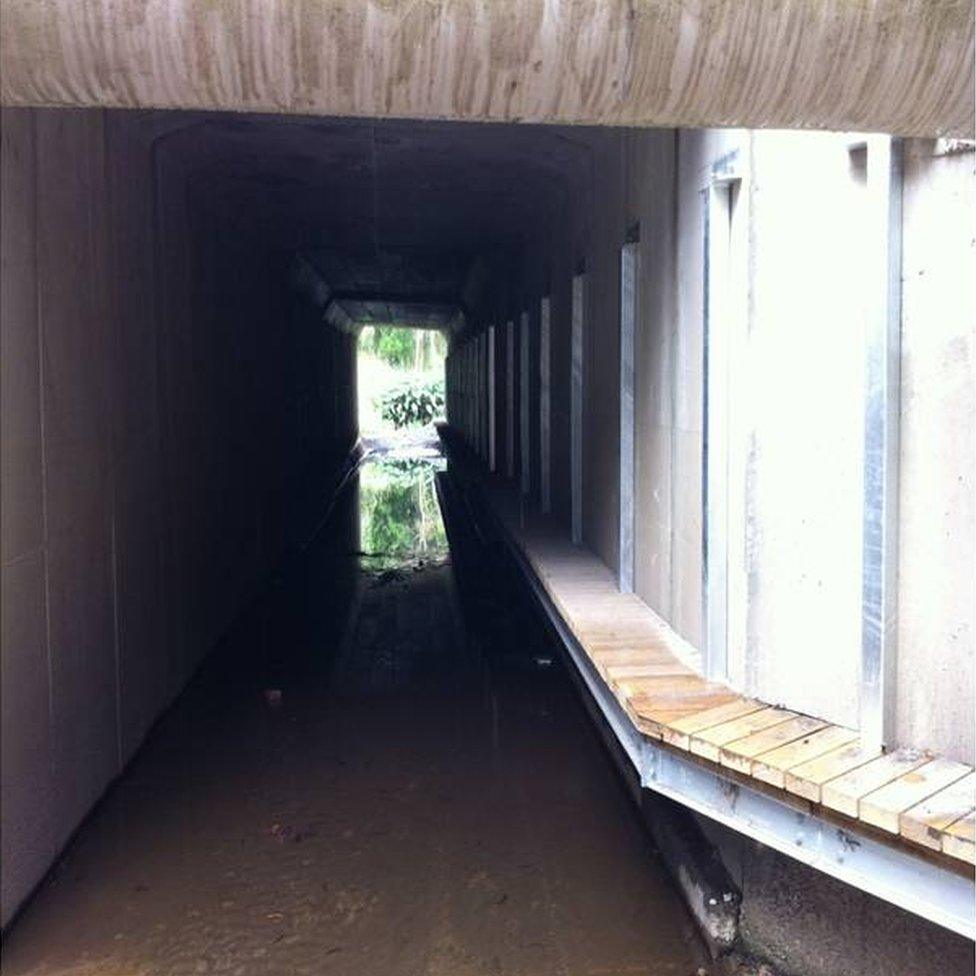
[
  {"x1": 571, "y1": 274, "x2": 585, "y2": 546},
  {"x1": 859, "y1": 136, "x2": 903, "y2": 754},
  {"x1": 539, "y1": 297, "x2": 552, "y2": 514},
  {"x1": 619, "y1": 240, "x2": 638, "y2": 594}
]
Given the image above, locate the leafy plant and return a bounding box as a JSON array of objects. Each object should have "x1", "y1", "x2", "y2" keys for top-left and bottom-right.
[
  {"x1": 360, "y1": 326, "x2": 448, "y2": 370},
  {"x1": 359, "y1": 458, "x2": 447, "y2": 563},
  {"x1": 377, "y1": 378, "x2": 445, "y2": 429},
  {"x1": 371, "y1": 327, "x2": 416, "y2": 368}
]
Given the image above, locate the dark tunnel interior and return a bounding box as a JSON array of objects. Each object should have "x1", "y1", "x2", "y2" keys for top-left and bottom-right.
[
  {"x1": 1, "y1": 108, "x2": 724, "y2": 973},
  {"x1": 153, "y1": 111, "x2": 596, "y2": 574}
]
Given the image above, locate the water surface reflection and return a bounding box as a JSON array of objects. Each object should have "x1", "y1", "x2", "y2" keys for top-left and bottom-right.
[{"x1": 358, "y1": 448, "x2": 447, "y2": 569}]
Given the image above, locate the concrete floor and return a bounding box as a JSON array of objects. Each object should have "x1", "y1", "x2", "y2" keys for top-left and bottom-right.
[{"x1": 2, "y1": 452, "x2": 711, "y2": 976}]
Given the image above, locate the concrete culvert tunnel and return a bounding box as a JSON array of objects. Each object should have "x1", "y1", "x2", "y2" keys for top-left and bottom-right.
[
  {"x1": 2, "y1": 61, "x2": 975, "y2": 976},
  {"x1": 0, "y1": 111, "x2": 723, "y2": 975}
]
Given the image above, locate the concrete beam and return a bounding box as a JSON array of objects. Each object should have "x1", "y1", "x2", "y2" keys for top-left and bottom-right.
[{"x1": 1, "y1": 1, "x2": 971, "y2": 136}]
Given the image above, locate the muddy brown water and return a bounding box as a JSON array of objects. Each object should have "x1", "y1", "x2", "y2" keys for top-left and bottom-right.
[{"x1": 2, "y1": 449, "x2": 712, "y2": 975}]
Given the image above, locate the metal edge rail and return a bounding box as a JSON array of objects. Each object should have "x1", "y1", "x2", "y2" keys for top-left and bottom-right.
[{"x1": 472, "y1": 484, "x2": 976, "y2": 942}]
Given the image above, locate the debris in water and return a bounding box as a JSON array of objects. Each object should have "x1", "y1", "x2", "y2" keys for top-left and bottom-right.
[
  {"x1": 373, "y1": 568, "x2": 405, "y2": 586},
  {"x1": 267, "y1": 823, "x2": 315, "y2": 844}
]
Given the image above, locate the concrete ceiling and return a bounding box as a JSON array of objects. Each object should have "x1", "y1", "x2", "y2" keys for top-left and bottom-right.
[
  {"x1": 153, "y1": 114, "x2": 587, "y2": 325},
  {"x1": 306, "y1": 247, "x2": 471, "y2": 329},
  {"x1": 331, "y1": 300, "x2": 460, "y2": 331},
  {"x1": 306, "y1": 247, "x2": 473, "y2": 299},
  {"x1": 1, "y1": 0, "x2": 972, "y2": 136},
  {"x1": 168, "y1": 114, "x2": 589, "y2": 255}
]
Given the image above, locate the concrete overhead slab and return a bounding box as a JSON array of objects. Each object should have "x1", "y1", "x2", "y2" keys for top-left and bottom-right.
[
  {"x1": 334, "y1": 299, "x2": 460, "y2": 330},
  {"x1": 1, "y1": 0, "x2": 972, "y2": 137}
]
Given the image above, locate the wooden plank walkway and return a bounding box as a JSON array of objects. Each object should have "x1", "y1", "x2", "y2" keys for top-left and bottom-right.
[{"x1": 486, "y1": 487, "x2": 976, "y2": 868}]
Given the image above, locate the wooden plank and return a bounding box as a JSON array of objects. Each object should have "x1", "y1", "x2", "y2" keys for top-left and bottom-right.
[
  {"x1": 629, "y1": 692, "x2": 741, "y2": 735},
  {"x1": 583, "y1": 631, "x2": 673, "y2": 646},
  {"x1": 942, "y1": 811, "x2": 975, "y2": 865},
  {"x1": 662, "y1": 698, "x2": 765, "y2": 750},
  {"x1": 626, "y1": 685, "x2": 734, "y2": 712},
  {"x1": 575, "y1": 629, "x2": 665, "y2": 645},
  {"x1": 587, "y1": 643, "x2": 680, "y2": 661},
  {"x1": 613, "y1": 668, "x2": 692, "y2": 692},
  {"x1": 590, "y1": 648, "x2": 678, "y2": 666},
  {"x1": 860, "y1": 758, "x2": 972, "y2": 833},
  {"x1": 821, "y1": 748, "x2": 932, "y2": 819},
  {"x1": 719, "y1": 715, "x2": 828, "y2": 775},
  {"x1": 784, "y1": 742, "x2": 882, "y2": 803},
  {"x1": 751, "y1": 726, "x2": 860, "y2": 789},
  {"x1": 604, "y1": 662, "x2": 694, "y2": 682},
  {"x1": 899, "y1": 772, "x2": 976, "y2": 851},
  {"x1": 589, "y1": 650, "x2": 670, "y2": 680},
  {"x1": 611, "y1": 672, "x2": 709, "y2": 697},
  {"x1": 690, "y1": 707, "x2": 797, "y2": 762}
]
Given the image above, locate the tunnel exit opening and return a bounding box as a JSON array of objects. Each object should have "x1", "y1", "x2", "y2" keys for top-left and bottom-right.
[{"x1": 356, "y1": 325, "x2": 447, "y2": 442}]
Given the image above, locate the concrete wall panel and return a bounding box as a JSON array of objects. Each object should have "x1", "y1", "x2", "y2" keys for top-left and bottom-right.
[
  {"x1": 737, "y1": 131, "x2": 868, "y2": 728},
  {"x1": 582, "y1": 135, "x2": 626, "y2": 572},
  {"x1": 0, "y1": 112, "x2": 42, "y2": 565},
  {"x1": 103, "y1": 115, "x2": 168, "y2": 762},
  {"x1": 34, "y1": 108, "x2": 120, "y2": 847},
  {"x1": 0, "y1": 552, "x2": 55, "y2": 927},
  {"x1": 0, "y1": 111, "x2": 55, "y2": 922},
  {"x1": 630, "y1": 131, "x2": 677, "y2": 620},
  {"x1": 897, "y1": 142, "x2": 975, "y2": 761},
  {"x1": 0, "y1": 107, "x2": 360, "y2": 925},
  {"x1": 46, "y1": 525, "x2": 117, "y2": 840},
  {"x1": 506, "y1": 125, "x2": 973, "y2": 756}
]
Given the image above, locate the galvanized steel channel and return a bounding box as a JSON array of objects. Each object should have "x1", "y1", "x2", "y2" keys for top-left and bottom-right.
[{"x1": 859, "y1": 135, "x2": 903, "y2": 754}]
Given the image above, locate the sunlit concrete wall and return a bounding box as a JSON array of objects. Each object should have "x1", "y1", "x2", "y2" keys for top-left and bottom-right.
[
  {"x1": 491, "y1": 126, "x2": 974, "y2": 758},
  {"x1": 699, "y1": 130, "x2": 871, "y2": 730},
  {"x1": 897, "y1": 141, "x2": 975, "y2": 762},
  {"x1": 0, "y1": 107, "x2": 357, "y2": 925},
  {"x1": 665, "y1": 131, "x2": 975, "y2": 752}
]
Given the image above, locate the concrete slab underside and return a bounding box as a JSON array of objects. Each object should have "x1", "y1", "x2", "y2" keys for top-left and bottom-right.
[{"x1": 1, "y1": 0, "x2": 972, "y2": 136}]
